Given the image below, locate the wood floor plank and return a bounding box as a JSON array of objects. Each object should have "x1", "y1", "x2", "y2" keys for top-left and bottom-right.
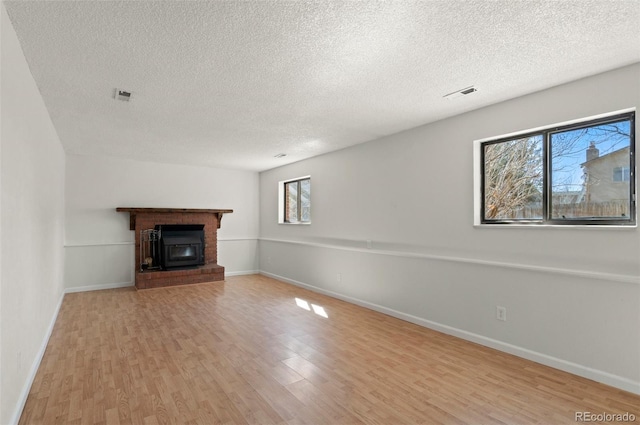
[{"x1": 18, "y1": 274, "x2": 640, "y2": 424}]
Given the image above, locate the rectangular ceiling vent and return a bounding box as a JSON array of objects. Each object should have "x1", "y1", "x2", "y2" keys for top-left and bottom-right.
[
  {"x1": 115, "y1": 89, "x2": 132, "y2": 102},
  {"x1": 443, "y1": 86, "x2": 477, "y2": 100}
]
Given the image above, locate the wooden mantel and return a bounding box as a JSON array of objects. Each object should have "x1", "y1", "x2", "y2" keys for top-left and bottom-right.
[{"x1": 116, "y1": 208, "x2": 233, "y2": 230}]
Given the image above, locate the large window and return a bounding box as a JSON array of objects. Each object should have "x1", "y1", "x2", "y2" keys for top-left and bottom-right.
[
  {"x1": 281, "y1": 177, "x2": 311, "y2": 223},
  {"x1": 481, "y1": 111, "x2": 635, "y2": 225}
]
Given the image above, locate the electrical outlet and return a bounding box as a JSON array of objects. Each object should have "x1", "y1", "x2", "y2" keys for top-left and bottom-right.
[
  {"x1": 336, "y1": 273, "x2": 342, "y2": 283},
  {"x1": 496, "y1": 306, "x2": 507, "y2": 321},
  {"x1": 267, "y1": 256, "x2": 272, "y2": 264},
  {"x1": 366, "y1": 240, "x2": 372, "y2": 249}
]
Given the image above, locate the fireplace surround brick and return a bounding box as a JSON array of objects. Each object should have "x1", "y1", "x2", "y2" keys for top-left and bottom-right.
[{"x1": 116, "y1": 208, "x2": 233, "y2": 289}]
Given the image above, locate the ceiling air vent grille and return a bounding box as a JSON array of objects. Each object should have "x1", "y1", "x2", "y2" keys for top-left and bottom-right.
[
  {"x1": 443, "y1": 86, "x2": 477, "y2": 100},
  {"x1": 114, "y1": 89, "x2": 132, "y2": 102}
]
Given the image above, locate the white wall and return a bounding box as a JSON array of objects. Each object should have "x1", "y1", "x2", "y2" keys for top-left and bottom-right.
[
  {"x1": 64, "y1": 154, "x2": 259, "y2": 290},
  {"x1": 259, "y1": 63, "x2": 640, "y2": 394},
  {"x1": 1, "y1": 5, "x2": 66, "y2": 424}
]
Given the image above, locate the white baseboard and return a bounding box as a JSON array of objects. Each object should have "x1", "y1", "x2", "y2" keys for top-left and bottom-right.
[
  {"x1": 63, "y1": 271, "x2": 263, "y2": 292},
  {"x1": 225, "y1": 270, "x2": 260, "y2": 277},
  {"x1": 9, "y1": 291, "x2": 65, "y2": 425},
  {"x1": 63, "y1": 271, "x2": 259, "y2": 291},
  {"x1": 260, "y1": 270, "x2": 640, "y2": 396},
  {"x1": 64, "y1": 281, "x2": 134, "y2": 293}
]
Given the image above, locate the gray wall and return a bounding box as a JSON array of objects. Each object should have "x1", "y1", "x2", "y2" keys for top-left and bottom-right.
[
  {"x1": 1, "y1": 5, "x2": 66, "y2": 423},
  {"x1": 259, "y1": 63, "x2": 640, "y2": 394},
  {"x1": 64, "y1": 154, "x2": 260, "y2": 291}
]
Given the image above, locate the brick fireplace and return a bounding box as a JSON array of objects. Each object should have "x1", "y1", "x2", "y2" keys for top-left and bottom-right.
[{"x1": 116, "y1": 208, "x2": 233, "y2": 289}]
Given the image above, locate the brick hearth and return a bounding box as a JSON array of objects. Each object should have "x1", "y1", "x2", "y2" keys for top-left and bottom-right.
[{"x1": 116, "y1": 208, "x2": 233, "y2": 289}]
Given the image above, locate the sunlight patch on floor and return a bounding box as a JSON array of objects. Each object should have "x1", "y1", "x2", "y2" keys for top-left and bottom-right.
[
  {"x1": 295, "y1": 297, "x2": 328, "y2": 318},
  {"x1": 295, "y1": 297, "x2": 311, "y2": 310}
]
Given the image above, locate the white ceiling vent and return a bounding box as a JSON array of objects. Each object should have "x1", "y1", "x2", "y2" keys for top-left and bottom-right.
[
  {"x1": 114, "y1": 89, "x2": 132, "y2": 101},
  {"x1": 443, "y1": 86, "x2": 477, "y2": 100}
]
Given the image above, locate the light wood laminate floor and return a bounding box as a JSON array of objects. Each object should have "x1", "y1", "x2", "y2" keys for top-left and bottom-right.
[{"x1": 20, "y1": 275, "x2": 640, "y2": 424}]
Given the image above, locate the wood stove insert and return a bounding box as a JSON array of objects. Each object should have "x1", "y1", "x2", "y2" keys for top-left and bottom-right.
[{"x1": 116, "y1": 208, "x2": 233, "y2": 289}]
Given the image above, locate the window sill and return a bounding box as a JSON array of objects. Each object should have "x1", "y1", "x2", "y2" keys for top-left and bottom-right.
[{"x1": 474, "y1": 223, "x2": 636, "y2": 229}]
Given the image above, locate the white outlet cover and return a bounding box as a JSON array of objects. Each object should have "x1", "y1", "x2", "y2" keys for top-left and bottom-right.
[{"x1": 496, "y1": 306, "x2": 507, "y2": 321}]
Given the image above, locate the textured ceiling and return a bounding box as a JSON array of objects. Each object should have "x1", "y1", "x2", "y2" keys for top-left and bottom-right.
[{"x1": 3, "y1": 1, "x2": 640, "y2": 172}]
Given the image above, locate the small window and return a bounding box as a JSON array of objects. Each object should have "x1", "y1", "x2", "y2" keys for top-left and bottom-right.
[
  {"x1": 613, "y1": 167, "x2": 630, "y2": 182},
  {"x1": 481, "y1": 111, "x2": 635, "y2": 225},
  {"x1": 280, "y1": 177, "x2": 311, "y2": 224}
]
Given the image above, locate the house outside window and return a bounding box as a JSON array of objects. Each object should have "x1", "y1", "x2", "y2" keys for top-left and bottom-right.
[{"x1": 480, "y1": 111, "x2": 635, "y2": 225}]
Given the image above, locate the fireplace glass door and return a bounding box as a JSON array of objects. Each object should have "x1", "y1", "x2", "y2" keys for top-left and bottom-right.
[{"x1": 156, "y1": 224, "x2": 205, "y2": 269}]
